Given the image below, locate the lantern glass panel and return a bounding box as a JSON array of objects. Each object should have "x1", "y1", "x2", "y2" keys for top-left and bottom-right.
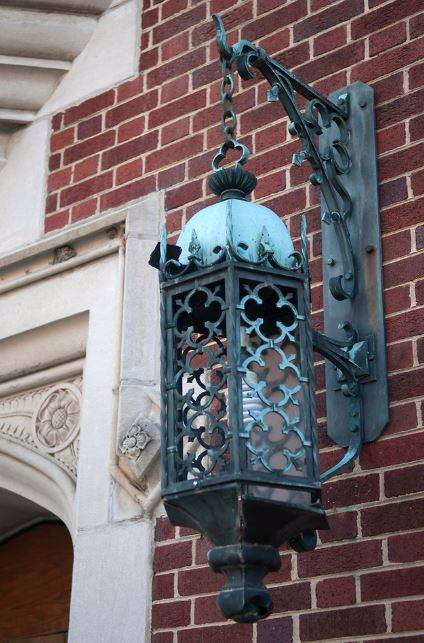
[
  {"x1": 238, "y1": 277, "x2": 313, "y2": 504},
  {"x1": 169, "y1": 279, "x2": 231, "y2": 484}
]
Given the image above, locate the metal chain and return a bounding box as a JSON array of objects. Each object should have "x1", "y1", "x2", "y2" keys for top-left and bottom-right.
[
  {"x1": 220, "y1": 58, "x2": 237, "y2": 144},
  {"x1": 212, "y1": 57, "x2": 249, "y2": 171}
]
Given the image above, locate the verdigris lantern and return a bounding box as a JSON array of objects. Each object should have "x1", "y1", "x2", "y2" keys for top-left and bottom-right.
[{"x1": 150, "y1": 13, "x2": 388, "y2": 623}]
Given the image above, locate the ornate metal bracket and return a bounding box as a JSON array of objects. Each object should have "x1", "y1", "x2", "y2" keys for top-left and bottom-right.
[
  {"x1": 213, "y1": 13, "x2": 355, "y2": 301},
  {"x1": 213, "y1": 15, "x2": 389, "y2": 482}
]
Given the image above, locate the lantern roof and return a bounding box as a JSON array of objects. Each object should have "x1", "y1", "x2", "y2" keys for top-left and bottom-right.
[{"x1": 176, "y1": 166, "x2": 297, "y2": 270}]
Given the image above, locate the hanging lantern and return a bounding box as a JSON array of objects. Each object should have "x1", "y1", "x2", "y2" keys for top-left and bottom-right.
[{"x1": 149, "y1": 11, "x2": 388, "y2": 625}]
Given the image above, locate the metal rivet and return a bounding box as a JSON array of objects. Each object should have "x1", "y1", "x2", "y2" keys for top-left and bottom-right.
[
  {"x1": 359, "y1": 100, "x2": 367, "y2": 108},
  {"x1": 344, "y1": 272, "x2": 353, "y2": 280},
  {"x1": 366, "y1": 245, "x2": 374, "y2": 254},
  {"x1": 327, "y1": 258, "x2": 335, "y2": 266}
]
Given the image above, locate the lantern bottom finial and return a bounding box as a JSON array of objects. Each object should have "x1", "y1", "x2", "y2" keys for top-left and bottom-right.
[{"x1": 207, "y1": 543, "x2": 281, "y2": 623}]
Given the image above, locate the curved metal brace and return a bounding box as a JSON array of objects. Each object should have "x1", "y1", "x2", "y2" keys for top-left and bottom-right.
[
  {"x1": 312, "y1": 325, "x2": 365, "y2": 481},
  {"x1": 212, "y1": 14, "x2": 356, "y2": 300}
]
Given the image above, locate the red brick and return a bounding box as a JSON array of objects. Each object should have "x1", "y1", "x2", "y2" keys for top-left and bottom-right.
[
  {"x1": 101, "y1": 131, "x2": 158, "y2": 170},
  {"x1": 258, "y1": 28, "x2": 291, "y2": 58},
  {"x1": 143, "y1": 6, "x2": 158, "y2": 27},
  {"x1": 49, "y1": 153, "x2": 61, "y2": 172},
  {"x1": 165, "y1": 210, "x2": 183, "y2": 234},
  {"x1": 313, "y1": 25, "x2": 347, "y2": 57},
  {"x1": 118, "y1": 116, "x2": 146, "y2": 143},
  {"x1": 51, "y1": 112, "x2": 63, "y2": 131},
  {"x1": 361, "y1": 565, "x2": 424, "y2": 601},
  {"x1": 149, "y1": 90, "x2": 206, "y2": 129},
  {"x1": 416, "y1": 278, "x2": 424, "y2": 305},
  {"x1": 384, "y1": 284, "x2": 411, "y2": 315},
  {"x1": 74, "y1": 155, "x2": 100, "y2": 182},
  {"x1": 187, "y1": 150, "x2": 214, "y2": 180},
  {"x1": 155, "y1": 516, "x2": 175, "y2": 542},
  {"x1": 294, "y1": 0, "x2": 363, "y2": 41},
  {"x1": 106, "y1": 92, "x2": 157, "y2": 128},
  {"x1": 161, "y1": 0, "x2": 188, "y2": 20},
  {"x1": 60, "y1": 172, "x2": 113, "y2": 207},
  {"x1": 381, "y1": 197, "x2": 424, "y2": 234},
  {"x1": 387, "y1": 340, "x2": 414, "y2": 372},
  {"x1": 178, "y1": 565, "x2": 222, "y2": 597},
  {"x1": 372, "y1": 72, "x2": 404, "y2": 106},
  {"x1": 145, "y1": 134, "x2": 203, "y2": 172},
  {"x1": 116, "y1": 158, "x2": 143, "y2": 185},
  {"x1": 316, "y1": 575, "x2": 356, "y2": 608},
  {"x1": 154, "y1": 540, "x2": 192, "y2": 574},
  {"x1": 64, "y1": 131, "x2": 115, "y2": 165},
  {"x1": 383, "y1": 402, "x2": 418, "y2": 439},
  {"x1": 379, "y1": 141, "x2": 424, "y2": 182},
  {"x1": 64, "y1": 90, "x2": 115, "y2": 126},
  {"x1": 257, "y1": 616, "x2": 293, "y2": 642},
  {"x1": 152, "y1": 599, "x2": 191, "y2": 629},
  {"x1": 384, "y1": 254, "x2": 424, "y2": 290},
  {"x1": 379, "y1": 177, "x2": 408, "y2": 209},
  {"x1": 297, "y1": 41, "x2": 364, "y2": 83},
  {"x1": 77, "y1": 115, "x2": 102, "y2": 140},
  {"x1": 411, "y1": 12, "x2": 424, "y2": 38},
  {"x1": 362, "y1": 431, "x2": 424, "y2": 472},
  {"x1": 71, "y1": 198, "x2": 97, "y2": 223},
  {"x1": 45, "y1": 192, "x2": 58, "y2": 214},
  {"x1": 377, "y1": 87, "x2": 424, "y2": 131},
  {"x1": 152, "y1": 633, "x2": 173, "y2": 643},
  {"x1": 322, "y1": 473, "x2": 380, "y2": 509},
  {"x1": 194, "y1": 595, "x2": 225, "y2": 624},
  {"x1": 352, "y1": 0, "x2": 421, "y2": 38},
  {"x1": 117, "y1": 76, "x2": 144, "y2": 102},
  {"x1": 254, "y1": 171, "x2": 286, "y2": 200},
  {"x1": 299, "y1": 540, "x2": 382, "y2": 578},
  {"x1": 388, "y1": 530, "x2": 424, "y2": 563},
  {"x1": 165, "y1": 179, "x2": 203, "y2": 210},
  {"x1": 370, "y1": 21, "x2": 407, "y2": 56},
  {"x1": 382, "y1": 228, "x2": 410, "y2": 263},
  {"x1": 300, "y1": 605, "x2": 386, "y2": 641},
  {"x1": 152, "y1": 572, "x2": 174, "y2": 601},
  {"x1": 158, "y1": 163, "x2": 185, "y2": 190},
  {"x1": 192, "y1": 59, "x2": 222, "y2": 91},
  {"x1": 177, "y1": 623, "x2": 254, "y2": 643},
  {"x1": 161, "y1": 117, "x2": 190, "y2": 146},
  {"x1": 193, "y1": 4, "x2": 252, "y2": 48},
  {"x1": 411, "y1": 113, "x2": 424, "y2": 142},
  {"x1": 386, "y1": 309, "x2": 424, "y2": 343},
  {"x1": 153, "y1": 5, "x2": 205, "y2": 45},
  {"x1": 390, "y1": 367, "x2": 424, "y2": 402},
  {"x1": 139, "y1": 47, "x2": 159, "y2": 72},
  {"x1": 392, "y1": 599, "x2": 424, "y2": 632},
  {"x1": 412, "y1": 169, "x2": 424, "y2": 196},
  {"x1": 162, "y1": 32, "x2": 189, "y2": 62},
  {"x1": 362, "y1": 498, "x2": 424, "y2": 536},
  {"x1": 269, "y1": 581, "x2": 311, "y2": 613},
  {"x1": 242, "y1": 1, "x2": 307, "y2": 41},
  {"x1": 47, "y1": 167, "x2": 72, "y2": 193},
  {"x1": 161, "y1": 75, "x2": 189, "y2": 104},
  {"x1": 151, "y1": 46, "x2": 206, "y2": 89},
  {"x1": 45, "y1": 209, "x2": 69, "y2": 232},
  {"x1": 100, "y1": 175, "x2": 156, "y2": 211},
  {"x1": 50, "y1": 127, "x2": 75, "y2": 153},
  {"x1": 352, "y1": 36, "x2": 424, "y2": 83},
  {"x1": 385, "y1": 462, "x2": 424, "y2": 498},
  {"x1": 255, "y1": 120, "x2": 287, "y2": 154}
]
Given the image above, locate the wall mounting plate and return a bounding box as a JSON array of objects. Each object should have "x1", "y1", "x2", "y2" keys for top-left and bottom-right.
[{"x1": 320, "y1": 81, "x2": 389, "y2": 448}]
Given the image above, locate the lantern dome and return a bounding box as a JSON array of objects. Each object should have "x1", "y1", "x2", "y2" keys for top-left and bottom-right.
[{"x1": 177, "y1": 194, "x2": 296, "y2": 269}]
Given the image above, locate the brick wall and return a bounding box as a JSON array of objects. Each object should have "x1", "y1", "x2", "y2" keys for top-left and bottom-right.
[{"x1": 44, "y1": 0, "x2": 424, "y2": 640}]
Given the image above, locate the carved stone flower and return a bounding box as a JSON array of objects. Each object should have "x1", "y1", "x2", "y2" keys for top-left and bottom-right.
[
  {"x1": 120, "y1": 421, "x2": 152, "y2": 461},
  {"x1": 34, "y1": 385, "x2": 80, "y2": 453}
]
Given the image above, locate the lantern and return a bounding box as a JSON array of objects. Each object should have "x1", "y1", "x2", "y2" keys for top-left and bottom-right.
[{"x1": 158, "y1": 165, "x2": 328, "y2": 622}]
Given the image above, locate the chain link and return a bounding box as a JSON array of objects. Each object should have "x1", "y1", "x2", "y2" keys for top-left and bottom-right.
[
  {"x1": 220, "y1": 58, "x2": 237, "y2": 143},
  {"x1": 212, "y1": 57, "x2": 250, "y2": 171}
]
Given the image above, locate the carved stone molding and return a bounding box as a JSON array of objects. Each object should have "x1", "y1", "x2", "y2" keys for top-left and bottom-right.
[{"x1": 0, "y1": 377, "x2": 82, "y2": 479}]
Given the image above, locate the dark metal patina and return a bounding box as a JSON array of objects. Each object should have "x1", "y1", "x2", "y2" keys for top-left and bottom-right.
[{"x1": 150, "y1": 13, "x2": 388, "y2": 624}]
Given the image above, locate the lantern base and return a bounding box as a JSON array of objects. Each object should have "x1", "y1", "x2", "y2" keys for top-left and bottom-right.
[{"x1": 207, "y1": 543, "x2": 281, "y2": 623}]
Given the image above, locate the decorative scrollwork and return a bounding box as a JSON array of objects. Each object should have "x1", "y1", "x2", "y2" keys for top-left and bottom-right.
[
  {"x1": 170, "y1": 282, "x2": 230, "y2": 480},
  {"x1": 212, "y1": 14, "x2": 356, "y2": 301},
  {"x1": 238, "y1": 280, "x2": 310, "y2": 475}
]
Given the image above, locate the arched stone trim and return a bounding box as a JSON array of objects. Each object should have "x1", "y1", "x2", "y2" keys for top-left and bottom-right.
[{"x1": 0, "y1": 438, "x2": 75, "y2": 535}]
